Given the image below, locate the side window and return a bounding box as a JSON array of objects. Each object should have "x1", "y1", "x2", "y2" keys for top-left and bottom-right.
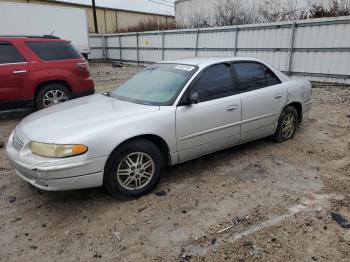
[
  {"x1": 26, "y1": 41, "x2": 81, "y2": 61},
  {"x1": 0, "y1": 42, "x2": 26, "y2": 64},
  {"x1": 190, "y1": 63, "x2": 235, "y2": 103},
  {"x1": 264, "y1": 66, "x2": 281, "y2": 86},
  {"x1": 233, "y1": 62, "x2": 281, "y2": 93}
]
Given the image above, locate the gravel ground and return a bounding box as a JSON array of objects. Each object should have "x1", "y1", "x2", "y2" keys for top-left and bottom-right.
[{"x1": 0, "y1": 63, "x2": 349, "y2": 262}]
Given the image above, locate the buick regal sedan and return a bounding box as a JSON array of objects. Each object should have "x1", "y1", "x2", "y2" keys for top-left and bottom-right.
[{"x1": 6, "y1": 57, "x2": 312, "y2": 198}]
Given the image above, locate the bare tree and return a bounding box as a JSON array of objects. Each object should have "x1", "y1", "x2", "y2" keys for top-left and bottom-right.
[
  {"x1": 186, "y1": 12, "x2": 212, "y2": 28},
  {"x1": 214, "y1": 0, "x2": 257, "y2": 26},
  {"x1": 176, "y1": 0, "x2": 350, "y2": 29},
  {"x1": 308, "y1": 0, "x2": 350, "y2": 18},
  {"x1": 258, "y1": 0, "x2": 306, "y2": 22},
  {"x1": 117, "y1": 18, "x2": 176, "y2": 33}
]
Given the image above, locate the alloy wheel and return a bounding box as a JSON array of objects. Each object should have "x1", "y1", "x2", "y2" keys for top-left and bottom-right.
[
  {"x1": 116, "y1": 152, "x2": 155, "y2": 190},
  {"x1": 43, "y1": 89, "x2": 69, "y2": 107},
  {"x1": 281, "y1": 113, "x2": 296, "y2": 138}
]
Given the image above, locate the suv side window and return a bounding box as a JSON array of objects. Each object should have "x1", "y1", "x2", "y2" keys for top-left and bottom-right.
[
  {"x1": 0, "y1": 42, "x2": 26, "y2": 64},
  {"x1": 26, "y1": 41, "x2": 81, "y2": 61},
  {"x1": 190, "y1": 63, "x2": 235, "y2": 103},
  {"x1": 233, "y1": 62, "x2": 281, "y2": 93}
]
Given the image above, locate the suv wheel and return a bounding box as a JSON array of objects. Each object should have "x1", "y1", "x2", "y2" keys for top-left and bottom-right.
[
  {"x1": 273, "y1": 106, "x2": 299, "y2": 143},
  {"x1": 36, "y1": 84, "x2": 72, "y2": 109},
  {"x1": 104, "y1": 139, "x2": 164, "y2": 198}
]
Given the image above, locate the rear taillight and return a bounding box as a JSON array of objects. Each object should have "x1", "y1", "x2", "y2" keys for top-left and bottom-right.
[
  {"x1": 76, "y1": 62, "x2": 90, "y2": 76},
  {"x1": 77, "y1": 61, "x2": 89, "y2": 70}
]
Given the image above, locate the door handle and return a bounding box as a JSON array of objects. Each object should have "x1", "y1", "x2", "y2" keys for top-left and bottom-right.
[
  {"x1": 13, "y1": 70, "x2": 27, "y2": 74},
  {"x1": 227, "y1": 105, "x2": 238, "y2": 112},
  {"x1": 275, "y1": 94, "x2": 283, "y2": 99}
]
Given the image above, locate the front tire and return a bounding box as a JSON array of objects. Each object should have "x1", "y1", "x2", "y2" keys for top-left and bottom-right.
[
  {"x1": 273, "y1": 106, "x2": 298, "y2": 143},
  {"x1": 104, "y1": 139, "x2": 164, "y2": 198},
  {"x1": 35, "y1": 84, "x2": 72, "y2": 109}
]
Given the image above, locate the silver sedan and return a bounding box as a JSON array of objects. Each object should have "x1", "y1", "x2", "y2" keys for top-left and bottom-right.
[{"x1": 6, "y1": 57, "x2": 312, "y2": 198}]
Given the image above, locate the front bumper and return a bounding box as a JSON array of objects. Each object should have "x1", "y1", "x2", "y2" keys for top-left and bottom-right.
[
  {"x1": 13, "y1": 167, "x2": 103, "y2": 191},
  {"x1": 6, "y1": 130, "x2": 106, "y2": 191}
]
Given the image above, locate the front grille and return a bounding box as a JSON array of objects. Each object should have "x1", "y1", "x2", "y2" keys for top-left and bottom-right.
[{"x1": 12, "y1": 131, "x2": 24, "y2": 151}]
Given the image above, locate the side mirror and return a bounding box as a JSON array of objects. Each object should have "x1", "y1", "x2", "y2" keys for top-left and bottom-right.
[{"x1": 188, "y1": 92, "x2": 199, "y2": 104}]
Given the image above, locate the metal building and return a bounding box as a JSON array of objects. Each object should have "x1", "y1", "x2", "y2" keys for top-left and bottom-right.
[{"x1": 0, "y1": 0, "x2": 175, "y2": 33}]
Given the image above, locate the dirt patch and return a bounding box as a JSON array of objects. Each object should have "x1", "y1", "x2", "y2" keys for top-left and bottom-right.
[
  {"x1": 89, "y1": 62, "x2": 143, "y2": 93},
  {"x1": 0, "y1": 63, "x2": 349, "y2": 261}
]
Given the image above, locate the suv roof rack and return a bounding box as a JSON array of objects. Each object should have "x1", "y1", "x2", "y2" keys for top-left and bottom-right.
[{"x1": 0, "y1": 35, "x2": 60, "y2": 39}]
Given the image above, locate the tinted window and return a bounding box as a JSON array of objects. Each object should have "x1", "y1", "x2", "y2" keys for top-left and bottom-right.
[
  {"x1": 191, "y1": 63, "x2": 234, "y2": 102},
  {"x1": 233, "y1": 62, "x2": 281, "y2": 92},
  {"x1": 0, "y1": 42, "x2": 25, "y2": 64},
  {"x1": 26, "y1": 41, "x2": 81, "y2": 61}
]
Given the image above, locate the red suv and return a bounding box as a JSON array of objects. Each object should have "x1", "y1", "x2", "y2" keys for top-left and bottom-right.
[{"x1": 0, "y1": 35, "x2": 94, "y2": 109}]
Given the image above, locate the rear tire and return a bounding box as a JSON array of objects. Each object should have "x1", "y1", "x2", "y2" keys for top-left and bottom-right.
[
  {"x1": 273, "y1": 106, "x2": 298, "y2": 143},
  {"x1": 35, "y1": 84, "x2": 72, "y2": 110},
  {"x1": 104, "y1": 139, "x2": 164, "y2": 199}
]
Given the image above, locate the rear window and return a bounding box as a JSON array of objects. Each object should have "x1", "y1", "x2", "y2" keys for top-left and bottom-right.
[
  {"x1": 0, "y1": 42, "x2": 26, "y2": 64},
  {"x1": 26, "y1": 41, "x2": 81, "y2": 61}
]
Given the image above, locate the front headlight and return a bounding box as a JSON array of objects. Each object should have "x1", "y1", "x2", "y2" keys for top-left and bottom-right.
[{"x1": 30, "y1": 142, "x2": 88, "y2": 158}]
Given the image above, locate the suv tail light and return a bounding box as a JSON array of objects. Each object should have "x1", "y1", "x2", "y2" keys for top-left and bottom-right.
[{"x1": 76, "y1": 62, "x2": 90, "y2": 76}]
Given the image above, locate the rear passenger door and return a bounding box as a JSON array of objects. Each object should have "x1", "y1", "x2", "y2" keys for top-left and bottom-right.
[
  {"x1": 0, "y1": 42, "x2": 29, "y2": 102},
  {"x1": 232, "y1": 62, "x2": 286, "y2": 142}
]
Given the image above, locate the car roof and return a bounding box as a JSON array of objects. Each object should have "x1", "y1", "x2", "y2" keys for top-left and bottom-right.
[
  {"x1": 158, "y1": 56, "x2": 290, "y2": 82},
  {"x1": 159, "y1": 57, "x2": 263, "y2": 69},
  {"x1": 0, "y1": 35, "x2": 63, "y2": 41}
]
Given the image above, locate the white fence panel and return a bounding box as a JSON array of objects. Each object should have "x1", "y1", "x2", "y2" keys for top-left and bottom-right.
[
  {"x1": 106, "y1": 36, "x2": 120, "y2": 48},
  {"x1": 139, "y1": 49, "x2": 163, "y2": 62},
  {"x1": 164, "y1": 50, "x2": 195, "y2": 60},
  {"x1": 108, "y1": 48, "x2": 121, "y2": 60},
  {"x1": 121, "y1": 35, "x2": 137, "y2": 47},
  {"x1": 237, "y1": 27, "x2": 290, "y2": 48},
  {"x1": 198, "y1": 31, "x2": 236, "y2": 48},
  {"x1": 197, "y1": 50, "x2": 235, "y2": 57},
  {"x1": 89, "y1": 48, "x2": 104, "y2": 60},
  {"x1": 88, "y1": 35, "x2": 104, "y2": 60},
  {"x1": 139, "y1": 34, "x2": 162, "y2": 48},
  {"x1": 121, "y1": 49, "x2": 137, "y2": 62},
  {"x1": 165, "y1": 32, "x2": 197, "y2": 48},
  {"x1": 89, "y1": 16, "x2": 350, "y2": 84},
  {"x1": 295, "y1": 24, "x2": 350, "y2": 48}
]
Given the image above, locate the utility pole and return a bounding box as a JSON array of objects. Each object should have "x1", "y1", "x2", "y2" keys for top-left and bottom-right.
[{"x1": 92, "y1": 0, "x2": 99, "y2": 34}]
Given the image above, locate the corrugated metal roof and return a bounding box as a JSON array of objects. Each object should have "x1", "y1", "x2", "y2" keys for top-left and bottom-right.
[{"x1": 51, "y1": 0, "x2": 175, "y2": 16}]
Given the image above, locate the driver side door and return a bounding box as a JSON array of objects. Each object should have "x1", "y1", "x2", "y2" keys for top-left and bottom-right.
[{"x1": 175, "y1": 63, "x2": 242, "y2": 162}]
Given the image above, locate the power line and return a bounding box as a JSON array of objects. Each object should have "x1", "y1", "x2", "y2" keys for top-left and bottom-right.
[
  {"x1": 148, "y1": 0, "x2": 174, "y2": 7},
  {"x1": 157, "y1": 0, "x2": 175, "y2": 4}
]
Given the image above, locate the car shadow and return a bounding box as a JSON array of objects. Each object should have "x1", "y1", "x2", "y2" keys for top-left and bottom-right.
[
  {"x1": 0, "y1": 108, "x2": 34, "y2": 120},
  {"x1": 162, "y1": 138, "x2": 275, "y2": 183}
]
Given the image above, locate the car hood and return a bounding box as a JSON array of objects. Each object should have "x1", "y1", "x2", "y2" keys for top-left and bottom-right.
[{"x1": 18, "y1": 94, "x2": 160, "y2": 143}]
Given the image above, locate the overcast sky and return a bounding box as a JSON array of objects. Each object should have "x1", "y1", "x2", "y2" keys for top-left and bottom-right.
[{"x1": 54, "y1": 0, "x2": 176, "y2": 16}]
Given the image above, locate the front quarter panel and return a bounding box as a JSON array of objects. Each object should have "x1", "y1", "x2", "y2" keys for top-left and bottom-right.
[{"x1": 81, "y1": 106, "x2": 177, "y2": 161}]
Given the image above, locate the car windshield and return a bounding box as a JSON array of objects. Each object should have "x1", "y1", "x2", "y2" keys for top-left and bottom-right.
[{"x1": 110, "y1": 63, "x2": 198, "y2": 106}]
